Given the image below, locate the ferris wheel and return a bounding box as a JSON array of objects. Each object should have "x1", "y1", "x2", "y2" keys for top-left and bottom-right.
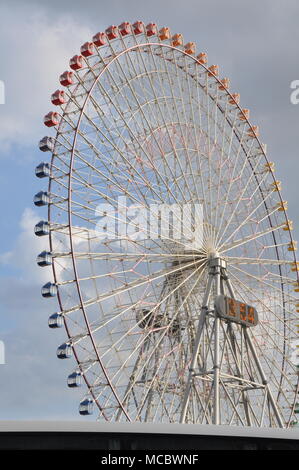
[{"x1": 34, "y1": 21, "x2": 299, "y2": 426}]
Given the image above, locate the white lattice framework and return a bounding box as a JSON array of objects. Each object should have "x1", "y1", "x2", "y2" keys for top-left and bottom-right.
[{"x1": 34, "y1": 21, "x2": 299, "y2": 426}]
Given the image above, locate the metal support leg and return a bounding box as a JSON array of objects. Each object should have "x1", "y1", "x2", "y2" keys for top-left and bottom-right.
[
  {"x1": 180, "y1": 258, "x2": 284, "y2": 428},
  {"x1": 213, "y1": 265, "x2": 221, "y2": 425},
  {"x1": 213, "y1": 315, "x2": 220, "y2": 424},
  {"x1": 180, "y1": 271, "x2": 214, "y2": 423},
  {"x1": 224, "y1": 274, "x2": 252, "y2": 425},
  {"x1": 244, "y1": 328, "x2": 284, "y2": 428},
  {"x1": 227, "y1": 270, "x2": 284, "y2": 427}
]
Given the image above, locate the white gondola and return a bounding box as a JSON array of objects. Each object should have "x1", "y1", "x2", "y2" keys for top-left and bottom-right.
[
  {"x1": 48, "y1": 313, "x2": 63, "y2": 329},
  {"x1": 57, "y1": 343, "x2": 73, "y2": 359},
  {"x1": 67, "y1": 372, "x2": 83, "y2": 388},
  {"x1": 35, "y1": 162, "x2": 50, "y2": 178},
  {"x1": 34, "y1": 191, "x2": 50, "y2": 207},
  {"x1": 39, "y1": 136, "x2": 55, "y2": 152},
  {"x1": 79, "y1": 398, "x2": 94, "y2": 415},
  {"x1": 34, "y1": 220, "x2": 50, "y2": 236},
  {"x1": 37, "y1": 251, "x2": 52, "y2": 267},
  {"x1": 41, "y1": 282, "x2": 57, "y2": 298}
]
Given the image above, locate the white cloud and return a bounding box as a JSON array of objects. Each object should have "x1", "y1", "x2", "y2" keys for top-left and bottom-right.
[
  {"x1": 0, "y1": 207, "x2": 82, "y2": 419},
  {"x1": 0, "y1": 4, "x2": 92, "y2": 151},
  {"x1": 0, "y1": 207, "x2": 51, "y2": 284}
]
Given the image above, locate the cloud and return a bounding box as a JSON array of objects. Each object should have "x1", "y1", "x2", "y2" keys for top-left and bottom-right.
[
  {"x1": 0, "y1": 3, "x2": 92, "y2": 151},
  {"x1": 0, "y1": 207, "x2": 84, "y2": 419},
  {"x1": 0, "y1": 208, "x2": 51, "y2": 284}
]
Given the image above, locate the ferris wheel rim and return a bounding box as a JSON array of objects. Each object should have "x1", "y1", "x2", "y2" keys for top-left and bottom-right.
[{"x1": 42, "y1": 22, "x2": 299, "y2": 424}]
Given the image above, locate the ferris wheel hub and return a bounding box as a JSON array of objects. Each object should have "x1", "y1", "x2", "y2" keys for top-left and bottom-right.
[
  {"x1": 206, "y1": 252, "x2": 227, "y2": 270},
  {"x1": 207, "y1": 250, "x2": 220, "y2": 259}
]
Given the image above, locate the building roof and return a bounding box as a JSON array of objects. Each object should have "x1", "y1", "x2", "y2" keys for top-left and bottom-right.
[{"x1": 0, "y1": 421, "x2": 298, "y2": 440}]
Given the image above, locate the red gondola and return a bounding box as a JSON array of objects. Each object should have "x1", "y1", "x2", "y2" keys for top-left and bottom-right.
[
  {"x1": 92, "y1": 32, "x2": 106, "y2": 47},
  {"x1": 44, "y1": 112, "x2": 59, "y2": 127},
  {"x1": 69, "y1": 55, "x2": 83, "y2": 71},
  {"x1": 51, "y1": 90, "x2": 66, "y2": 106},
  {"x1": 59, "y1": 71, "x2": 74, "y2": 87}
]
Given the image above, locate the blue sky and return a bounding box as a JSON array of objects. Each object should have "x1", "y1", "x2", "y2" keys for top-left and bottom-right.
[{"x1": 0, "y1": 0, "x2": 299, "y2": 420}]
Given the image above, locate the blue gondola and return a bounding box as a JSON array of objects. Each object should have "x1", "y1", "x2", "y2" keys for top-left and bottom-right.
[
  {"x1": 41, "y1": 282, "x2": 57, "y2": 298},
  {"x1": 79, "y1": 398, "x2": 94, "y2": 415},
  {"x1": 57, "y1": 343, "x2": 73, "y2": 359},
  {"x1": 67, "y1": 372, "x2": 83, "y2": 388},
  {"x1": 34, "y1": 221, "x2": 49, "y2": 236},
  {"x1": 35, "y1": 162, "x2": 50, "y2": 178},
  {"x1": 37, "y1": 251, "x2": 52, "y2": 267},
  {"x1": 48, "y1": 313, "x2": 63, "y2": 329},
  {"x1": 34, "y1": 191, "x2": 50, "y2": 207}
]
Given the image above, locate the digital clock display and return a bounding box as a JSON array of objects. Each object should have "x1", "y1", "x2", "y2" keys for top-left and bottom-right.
[{"x1": 215, "y1": 295, "x2": 258, "y2": 327}]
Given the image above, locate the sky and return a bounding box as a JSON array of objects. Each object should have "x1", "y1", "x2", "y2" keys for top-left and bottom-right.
[{"x1": 0, "y1": 0, "x2": 299, "y2": 420}]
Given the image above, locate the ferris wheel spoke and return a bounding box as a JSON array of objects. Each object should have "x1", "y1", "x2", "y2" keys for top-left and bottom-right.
[
  {"x1": 228, "y1": 263, "x2": 298, "y2": 307},
  {"x1": 214, "y1": 117, "x2": 250, "y2": 240},
  {"x1": 220, "y1": 223, "x2": 287, "y2": 254},
  {"x1": 153, "y1": 48, "x2": 205, "y2": 212},
  {"x1": 105, "y1": 264, "x2": 206, "y2": 418},
  {"x1": 69, "y1": 157, "x2": 163, "y2": 215},
  {"x1": 212, "y1": 102, "x2": 234, "y2": 231},
  {"x1": 53, "y1": 251, "x2": 203, "y2": 262},
  {"x1": 51, "y1": 178, "x2": 198, "y2": 252},
  {"x1": 128, "y1": 266, "x2": 206, "y2": 420},
  {"x1": 66, "y1": 90, "x2": 189, "y2": 213},
  {"x1": 217, "y1": 195, "x2": 285, "y2": 253},
  {"x1": 92, "y1": 48, "x2": 196, "y2": 209},
  {"x1": 76, "y1": 116, "x2": 180, "y2": 208},
  {"x1": 100, "y1": 261, "x2": 206, "y2": 368},
  {"x1": 182, "y1": 64, "x2": 229, "y2": 229},
  {"x1": 225, "y1": 256, "x2": 294, "y2": 266},
  {"x1": 87, "y1": 258, "x2": 205, "y2": 307},
  {"x1": 215, "y1": 154, "x2": 273, "y2": 248},
  {"x1": 126, "y1": 46, "x2": 197, "y2": 205},
  {"x1": 158, "y1": 47, "x2": 203, "y2": 206},
  {"x1": 228, "y1": 270, "x2": 296, "y2": 363}
]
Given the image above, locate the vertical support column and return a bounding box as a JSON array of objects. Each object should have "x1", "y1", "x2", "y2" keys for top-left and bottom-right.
[
  {"x1": 213, "y1": 315, "x2": 220, "y2": 424},
  {"x1": 212, "y1": 259, "x2": 222, "y2": 425},
  {"x1": 180, "y1": 270, "x2": 214, "y2": 423}
]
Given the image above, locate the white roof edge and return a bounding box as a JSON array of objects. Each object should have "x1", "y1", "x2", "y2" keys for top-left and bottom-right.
[{"x1": 0, "y1": 421, "x2": 298, "y2": 440}]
